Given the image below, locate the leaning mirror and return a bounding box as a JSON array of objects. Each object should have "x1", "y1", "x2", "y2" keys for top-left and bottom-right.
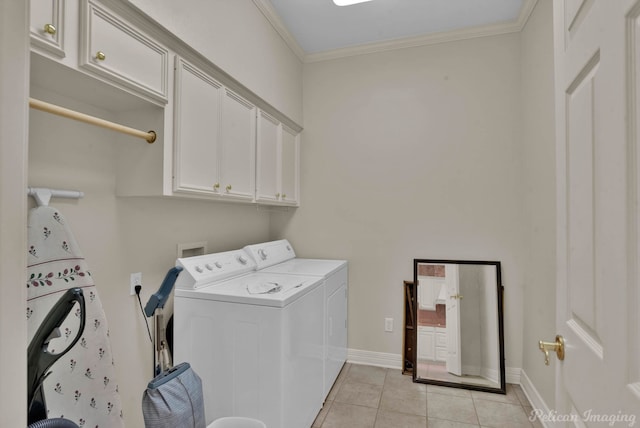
[{"x1": 412, "y1": 259, "x2": 505, "y2": 394}]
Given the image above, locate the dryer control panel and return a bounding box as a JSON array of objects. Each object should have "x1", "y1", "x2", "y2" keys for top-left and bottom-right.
[
  {"x1": 175, "y1": 249, "x2": 256, "y2": 289},
  {"x1": 243, "y1": 239, "x2": 296, "y2": 270}
]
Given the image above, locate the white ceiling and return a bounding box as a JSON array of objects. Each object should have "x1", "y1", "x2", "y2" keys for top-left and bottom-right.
[{"x1": 263, "y1": 0, "x2": 530, "y2": 60}]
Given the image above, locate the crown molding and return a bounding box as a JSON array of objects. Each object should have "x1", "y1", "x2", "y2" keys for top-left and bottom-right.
[
  {"x1": 252, "y1": 0, "x2": 306, "y2": 62},
  {"x1": 256, "y1": 0, "x2": 539, "y2": 64},
  {"x1": 305, "y1": 20, "x2": 521, "y2": 63},
  {"x1": 516, "y1": 0, "x2": 539, "y2": 30}
]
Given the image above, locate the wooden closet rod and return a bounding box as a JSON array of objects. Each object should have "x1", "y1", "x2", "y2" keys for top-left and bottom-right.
[{"x1": 29, "y1": 98, "x2": 156, "y2": 143}]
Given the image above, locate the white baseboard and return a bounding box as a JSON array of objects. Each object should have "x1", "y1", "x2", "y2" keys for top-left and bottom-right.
[
  {"x1": 347, "y1": 348, "x2": 522, "y2": 387},
  {"x1": 482, "y1": 367, "x2": 500, "y2": 385},
  {"x1": 463, "y1": 364, "x2": 482, "y2": 377},
  {"x1": 506, "y1": 366, "x2": 522, "y2": 384},
  {"x1": 347, "y1": 348, "x2": 403, "y2": 369},
  {"x1": 520, "y1": 369, "x2": 556, "y2": 428}
]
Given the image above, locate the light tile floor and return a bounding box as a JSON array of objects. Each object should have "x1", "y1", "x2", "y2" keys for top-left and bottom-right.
[{"x1": 313, "y1": 363, "x2": 543, "y2": 428}]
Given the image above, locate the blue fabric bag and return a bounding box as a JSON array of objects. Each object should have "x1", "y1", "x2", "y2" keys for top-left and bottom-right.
[{"x1": 142, "y1": 362, "x2": 206, "y2": 428}]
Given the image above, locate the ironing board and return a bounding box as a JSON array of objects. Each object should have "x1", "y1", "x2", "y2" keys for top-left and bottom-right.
[{"x1": 27, "y1": 205, "x2": 124, "y2": 427}]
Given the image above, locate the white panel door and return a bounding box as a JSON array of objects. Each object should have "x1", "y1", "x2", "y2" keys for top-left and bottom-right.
[
  {"x1": 554, "y1": 0, "x2": 640, "y2": 422},
  {"x1": 220, "y1": 89, "x2": 256, "y2": 201},
  {"x1": 444, "y1": 264, "x2": 461, "y2": 376},
  {"x1": 173, "y1": 58, "x2": 222, "y2": 195}
]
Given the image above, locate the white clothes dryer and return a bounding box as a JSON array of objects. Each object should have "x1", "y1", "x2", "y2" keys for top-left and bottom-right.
[
  {"x1": 243, "y1": 240, "x2": 348, "y2": 399},
  {"x1": 173, "y1": 249, "x2": 324, "y2": 428}
]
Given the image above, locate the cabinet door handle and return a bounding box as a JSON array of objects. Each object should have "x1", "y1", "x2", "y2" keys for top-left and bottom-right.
[
  {"x1": 213, "y1": 183, "x2": 220, "y2": 191},
  {"x1": 275, "y1": 193, "x2": 280, "y2": 199},
  {"x1": 282, "y1": 194, "x2": 286, "y2": 199},
  {"x1": 95, "y1": 51, "x2": 106, "y2": 61},
  {"x1": 226, "y1": 185, "x2": 232, "y2": 192},
  {"x1": 44, "y1": 24, "x2": 57, "y2": 35}
]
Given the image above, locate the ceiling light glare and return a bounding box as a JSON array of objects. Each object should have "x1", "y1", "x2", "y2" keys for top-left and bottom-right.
[{"x1": 333, "y1": 0, "x2": 374, "y2": 6}]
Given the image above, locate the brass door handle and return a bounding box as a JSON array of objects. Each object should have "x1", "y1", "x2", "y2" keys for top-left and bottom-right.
[
  {"x1": 450, "y1": 294, "x2": 463, "y2": 299},
  {"x1": 539, "y1": 335, "x2": 564, "y2": 365},
  {"x1": 95, "y1": 51, "x2": 106, "y2": 61}
]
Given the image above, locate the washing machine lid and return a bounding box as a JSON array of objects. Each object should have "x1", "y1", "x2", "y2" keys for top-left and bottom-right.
[
  {"x1": 259, "y1": 258, "x2": 347, "y2": 277},
  {"x1": 243, "y1": 239, "x2": 296, "y2": 270},
  {"x1": 175, "y1": 249, "x2": 256, "y2": 290},
  {"x1": 175, "y1": 272, "x2": 323, "y2": 307}
]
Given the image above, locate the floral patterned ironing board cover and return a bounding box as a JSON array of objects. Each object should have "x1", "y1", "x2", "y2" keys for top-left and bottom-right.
[{"x1": 27, "y1": 206, "x2": 124, "y2": 427}]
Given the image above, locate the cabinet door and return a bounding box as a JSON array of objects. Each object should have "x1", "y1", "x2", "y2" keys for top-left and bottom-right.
[
  {"x1": 418, "y1": 279, "x2": 435, "y2": 311},
  {"x1": 256, "y1": 111, "x2": 280, "y2": 202},
  {"x1": 280, "y1": 125, "x2": 299, "y2": 206},
  {"x1": 30, "y1": 0, "x2": 65, "y2": 57},
  {"x1": 417, "y1": 327, "x2": 435, "y2": 360},
  {"x1": 219, "y1": 89, "x2": 256, "y2": 201},
  {"x1": 173, "y1": 58, "x2": 222, "y2": 195},
  {"x1": 435, "y1": 347, "x2": 448, "y2": 362},
  {"x1": 435, "y1": 329, "x2": 447, "y2": 348},
  {"x1": 435, "y1": 329, "x2": 447, "y2": 362},
  {"x1": 80, "y1": 0, "x2": 169, "y2": 104}
]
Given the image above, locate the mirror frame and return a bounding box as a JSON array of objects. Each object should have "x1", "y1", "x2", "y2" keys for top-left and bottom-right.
[{"x1": 412, "y1": 259, "x2": 506, "y2": 394}]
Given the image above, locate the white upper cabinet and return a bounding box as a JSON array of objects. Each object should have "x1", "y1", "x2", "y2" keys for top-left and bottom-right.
[
  {"x1": 28, "y1": 0, "x2": 301, "y2": 207},
  {"x1": 80, "y1": 0, "x2": 169, "y2": 104},
  {"x1": 220, "y1": 89, "x2": 256, "y2": 200},
  {"x1": 173, "y1": 57, "x2": 256, "y2": 202},
  {"x1": 173, "y1": 57, "x2": 222, "y2": 196},
  {"x1": 30, "y1": 0, "x2": 66, "y2": 58},
  {"x1": 256, "y1": 111, "x2": 280, "y2": 203},
  {"x1": 256, "y1": 110, "x2": 300, "y2": 206},
  {"x1": 280, "y1": 125, "x2": 300, "y2": 205}
]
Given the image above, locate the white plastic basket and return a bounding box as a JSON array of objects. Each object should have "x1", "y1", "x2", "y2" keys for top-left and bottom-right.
[{"x1": 208, "y1": 417, "x2": 267, "y2": 428}]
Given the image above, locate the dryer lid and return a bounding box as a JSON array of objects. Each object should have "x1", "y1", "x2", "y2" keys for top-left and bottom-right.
[
  {"x1": 259, "y1": 258, "x2": 347, "y2": 277},
  {"x1": 176, "y1": 272, "x2": 323, "y2": 307}
]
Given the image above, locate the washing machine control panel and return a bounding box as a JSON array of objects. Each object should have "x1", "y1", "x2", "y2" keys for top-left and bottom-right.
[{"x1": 175, "y1": 250, "x2": 256, "y2": 289}]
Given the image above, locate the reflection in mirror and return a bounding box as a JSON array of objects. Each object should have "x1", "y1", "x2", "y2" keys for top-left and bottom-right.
[{"x1": 412, "y1": 259, "x2": 505, "y2": 394}]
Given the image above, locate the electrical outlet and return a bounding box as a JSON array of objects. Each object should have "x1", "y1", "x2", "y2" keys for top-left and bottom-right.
[
  {"x1": 384, "y1": 317, "x2": 393, "y2": 332},
  {"x1": 130, "y1": 272, "x2": 142, "y2": 295}
]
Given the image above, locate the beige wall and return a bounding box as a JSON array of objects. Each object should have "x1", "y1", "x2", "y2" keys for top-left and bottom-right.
[
  {"x1": 128, "y1": 0, "x2": 303, "y2": 125},
  {"x1": 520, "y1": 0, "x2": 557, "y2": 406},
  {"x1": 271, "y1": 33, "x2": 526, "y2": 372}
]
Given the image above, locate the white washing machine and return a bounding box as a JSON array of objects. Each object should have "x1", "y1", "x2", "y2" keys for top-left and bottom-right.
[
  {"x1": 243, "y1": 240, "x2": 348, "y2": 399},
  {"x1": 173, "y1": 249, "x2": 325, "y2": 428}
]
